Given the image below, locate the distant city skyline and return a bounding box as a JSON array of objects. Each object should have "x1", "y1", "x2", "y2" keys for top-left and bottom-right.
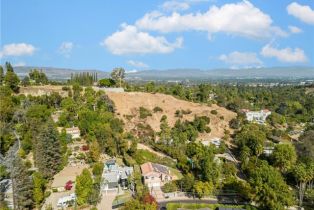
[{"x1": 1, "y1": 0, "x2": 314, "y2": 71}]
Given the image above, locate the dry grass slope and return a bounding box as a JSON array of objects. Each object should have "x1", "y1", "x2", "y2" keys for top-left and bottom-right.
[{"x1": 107, "y1": 92, "x2": 237, "y2": 140}]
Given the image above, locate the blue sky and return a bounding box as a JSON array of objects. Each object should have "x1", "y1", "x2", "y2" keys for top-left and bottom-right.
[{"x1": 1, "y1": 0, "x2": 314, "y2": 71}]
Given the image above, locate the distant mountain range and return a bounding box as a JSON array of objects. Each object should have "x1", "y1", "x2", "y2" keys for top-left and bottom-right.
[{"x1": 14, "y1": 66, "x2": 314, "y2": 81}]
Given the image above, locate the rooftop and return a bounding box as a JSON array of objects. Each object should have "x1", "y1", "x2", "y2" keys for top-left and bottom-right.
[{"x1": 141, "y1": 162, "x2": 170, "y2": 175}]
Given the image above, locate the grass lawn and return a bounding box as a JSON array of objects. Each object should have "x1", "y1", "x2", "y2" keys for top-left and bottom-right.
[
  {"x1": 166, "y1": 203, "x2": 254, "y2": 210},
  {"x1": 169, "y1": 167, "x2": 183, "y2": 180},
  {"x1": 133, "y1": 149, "x2": 177, "y2": 168},
  {"x1": 112, "y1": 191, "x2": 132, "y2": 206}
]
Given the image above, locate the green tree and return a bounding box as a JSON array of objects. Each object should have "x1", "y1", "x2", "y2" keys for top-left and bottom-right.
[
  {"x1": 21, "y1": 76, "x2": 30, "y2": 86},
  {"x1": 98, "y1": 78, "x2": 116, "y2": 87},
  {"x1": 75, "y1": 169, "x2": 93, "y2": 205},
  {"x1": 110, "y1": 67, "x2": 125, "y2": 87},
  {"x1": 193, "y1": 181, "x2": 214, "y2": 198},
  {"x1": 4, "y1": 62, "x2": 20, "y2": 93},
  {"x1": 249, "y1": 161, "x2": 294, "y2": 209},
  {"x1": 92, "y1": 162, "x2": 104, "y2": 177},
  {"x1": 32, "y1": 172, "x2": 46, "y2": 207},
  {"x1": 29, "y1": 69, "x2": 48, "y2": 84},
  {"x1": 35, "y1": 121, "x2": 62, "y2": 178},
  {"x1": 271, "y1": 144, "x2": 297, "y2": 173},
  {"x1": 293, "y1": 163, "x2": 312, "y2": 207},
  {"x1": 236, "y1": 124, "x2": 266, "y2": 158},
  {"x1": 12, "y1": 157, "x2": 34, "y2": 209},
  {"x1": 0, "y1": 65, "x2": 4, "y2": 84},
  {"x1": 89, "y1": 139, "x2": 100, "y2": 162}
]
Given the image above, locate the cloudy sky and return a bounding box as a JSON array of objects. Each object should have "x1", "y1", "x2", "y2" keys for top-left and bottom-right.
[{"x1": 1, "y1": 0, "x2": 314, "y2": 70}]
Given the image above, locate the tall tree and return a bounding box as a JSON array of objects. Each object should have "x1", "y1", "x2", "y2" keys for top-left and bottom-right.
[
  {"x1": 0, "y1": 65, "x2": 4, "y2": 84},
  {"x1": 35, "y1": 121, "x2": 62, "y2": 178},
  {"x1": 11, "y1": 157, "x2": 34, "y2": 209},
  {"x1": 271, "y1": 144, "x2": 297, "y2": 173},
  {"x1": 110, "y1": 67, "x2": 125, "y2": 88},
  {"x1": 75, "y1": 169, "x2": 93, "y2": 205},
  {"x1": 4, "y1": 62, "x2": 20, "y2": 93},
  {"x1": 249, "y1": 161, "x2": 294, "y2": 209},
  {"x1": 32, "y1": 172, "x2": 45, "y2": 207}
]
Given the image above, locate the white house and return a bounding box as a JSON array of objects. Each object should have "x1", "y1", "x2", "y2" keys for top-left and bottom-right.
[
  {"x1": 140, "y1": 162, "x2": 173, "y2": 188},
  {"x1": 65, "y1": 127, "x2": 81, "y2": 139},
  {"x1": 241, "y1": 109, "x2": 271, "y2": 124},
  {"x1": 201, "y1": 138, "x2": 221, "y2": 148}
]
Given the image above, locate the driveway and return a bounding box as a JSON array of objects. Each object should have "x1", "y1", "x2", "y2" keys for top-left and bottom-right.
[{"x1": 97, "y1": 191, "x2": 117, "y2": 210}]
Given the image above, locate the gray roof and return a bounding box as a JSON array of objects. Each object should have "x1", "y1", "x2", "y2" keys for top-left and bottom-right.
[
  {"x1": 104, "y1": 172, "x2": 119, "y2": 183},
  {"x1": 152, "y1": 163, "x2": 170, "y2": 175},
  {"x1": 106, "y1": 159, "x2": 116, "y2": 165}
]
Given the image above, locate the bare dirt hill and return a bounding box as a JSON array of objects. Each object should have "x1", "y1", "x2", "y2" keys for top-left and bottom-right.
[{"x1": 107, "y1": 92, "x2": 237, "y2": 140}]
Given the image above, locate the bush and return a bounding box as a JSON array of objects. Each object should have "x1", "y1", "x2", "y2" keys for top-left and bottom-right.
[
  {"x1": 161, "y1": 181, "x2": 178, "y2": 193},
  {"x1": 153, "y1": 106, "x2": 163, "y2": 113},
  {"x1": 210, "y1": 110, "x2": 218, "y2": 115},
  {"x1": 182, "y1": 109, "x2": 192, "y2": 115},
  {"x1": 62, "y1": 86, "x2": 70, "y2": 91},
  {"x1": 92, "y1": 162, "x2": 104, "y2": 176},
  {"x1": 175, "y1": 110, "x2": 183, "y2": 118},
  {"x1": 139, "y1": 107, "x2": 152, "y2": 119}
]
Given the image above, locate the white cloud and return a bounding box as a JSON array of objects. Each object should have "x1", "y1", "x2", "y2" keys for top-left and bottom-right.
[
  {"x1": 162, "y1": 1, "x2": 190, "y2": 11},
  {"x1": 219, "y1": 51, "x2": 263, "y2": 68},
  {"x1": 0, "y1": 43, "x2": 36, "y2": 58},
  {"x1": 136, "y1": 1, "x2": 287, "y2": 39},
  {"x1": 59, "y1": 42, "x2": 74, "y2": 57},
  {"x1": 161, "y1": 0, "x2": 210, "y2": 12},
  {"x1": 287, "y1": 2, "x2": 314, "y2": 25},
  {"x1": 127, "y1": 60, "x2": 149, "y2": 68},
  {"x1": 261, "y1": 44, "x2": 307, "y2": 63},
  {"x1": 288, "y1": 25, "x2": 302, "y2": 34},
  {"x1": 101, "y1": 24, "x2": 183, "y2": 55},
  {"x1": 13, "y1": 62, "x2": 26, "y2": 67}
]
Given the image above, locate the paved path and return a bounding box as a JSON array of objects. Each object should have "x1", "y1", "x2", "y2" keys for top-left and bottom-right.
[{"x1": 97, "y1": 191, "x2": 117, "y2": 210}]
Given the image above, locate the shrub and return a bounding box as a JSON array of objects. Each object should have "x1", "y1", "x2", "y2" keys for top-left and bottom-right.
[
  {"x1": 210, "y1": 110, "x2": 218, "y2": 115},
  {"x1": 175, "y1": 110, "x2": 183, "y2": 118},
  {"x1": 161, "y1": 181, "x2": 178, "y2": 193},
  {"x1": 153, "y1": 106, "x2": 163, "y2": 113},
  {"x1": 92, "y1": 162, "x2": 104, "y2": 176},
  {"x1": 139, "y1": 107, "x2": 152, "y2": 119},
  {"x1": 182, "y1": 109, "x2": 192, "y2": 115}
]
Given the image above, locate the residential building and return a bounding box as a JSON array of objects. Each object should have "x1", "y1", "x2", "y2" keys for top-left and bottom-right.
[
  {"x1": 241, "y1": 109, "x2": 271, "y2": 124},
  {"x1": 102, "y1": 160, "x2": 133, "y2": 191},
  {"x1": 65, "y1": 127, "x2": 80, "y2": 139},
  {"x1": 140, "y1": 162, "x2": 173, "y2": 188}
]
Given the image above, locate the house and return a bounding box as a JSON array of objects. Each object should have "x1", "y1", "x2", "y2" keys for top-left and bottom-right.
[
  {"x1": 140, "y1": 162, "x2": 173, "y2": 188},
  {"x1": 65, "y1": 127, "x2": 81, "y2": 139},
  {"x1": 102, "y1": 160, "x2": 133, "y2": 191},
  {"x1": 201, "y1": 138, "x2": 221, "y2": 148},
  {"x1": 241, "y1": 109, "x2": 271, "y2": 124}
]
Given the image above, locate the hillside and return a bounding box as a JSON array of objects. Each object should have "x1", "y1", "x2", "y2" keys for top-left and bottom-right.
[
  {"x1": 14, "y1": 66, "x2": 314, "y2": 81},
  {"x1": 107, "y1": 92, "x2": 237, "y2": 140}
]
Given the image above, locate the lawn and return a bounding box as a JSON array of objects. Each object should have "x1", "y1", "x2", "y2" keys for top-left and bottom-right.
[
  {"x1": 169, "y1": 167, "x2": 183, "y2": 180},
  {"x1": 166, "y1": 203, "x2": 255, "y2": 210},
  {"x1": 132, "y1": 149, "x2": 177, "y2": 168}
]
